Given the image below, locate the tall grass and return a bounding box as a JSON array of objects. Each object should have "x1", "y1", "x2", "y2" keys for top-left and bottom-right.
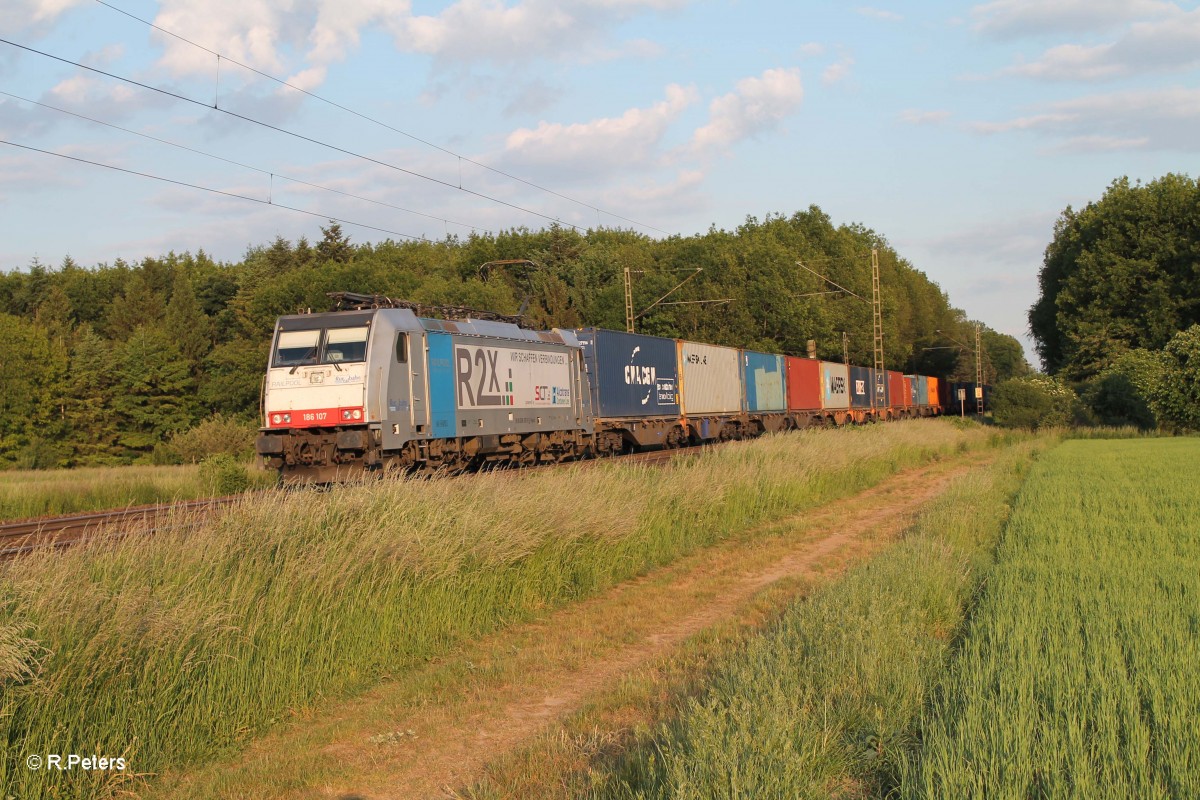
[
  {"x1": 0, "y1": 462, "x2": 273, "y2": 521},
  {"x1": 901, "y1": 438, "x2": 1200, "y2": 799},
  {"x1": 579, "y1": 439, "x2": 1043, "y2": 799},
  {"x1": 0, "y1": 421, "x2": 1001, "y2": 799}
]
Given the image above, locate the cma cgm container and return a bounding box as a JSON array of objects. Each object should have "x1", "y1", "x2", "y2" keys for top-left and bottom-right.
[
  {"x1": 820, "y1": 362, "x2": 850, "y2": 410},
  {"x1": 888, "y1": 370, "x2": 907, "y2": 409},
  {"x1": 575, "y1": 328, "x2": 679, "y2": 418},
  {"x1": 742, "y1": 351, "x2": 787, "y2": 412},
  {"x1": 785, "y1": 356, "x2": 822, "y2": 411},
  {"x1": 849, "y1": 366, "x2": 888, "y2": 409},
  {"x1": 678, "y1": 340, "x2": 742, "y2": 415}
]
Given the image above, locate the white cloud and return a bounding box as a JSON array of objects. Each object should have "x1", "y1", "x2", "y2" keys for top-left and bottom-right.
[
  {"x1": 387, "y1": 0, "x2": 685, "y2": 67},
  {"x1": 798, "y1": 42, "x2": 826, "y2": 58},
  {"x1": 692, "y1": 67, "x2": 804, "y2": 154},
  {"x1": 969, "y1": 87, "x2": 1200, "y2": 151},
  {"x1": 598, "y1": 168, "x2": 708, "y2": 220},
  {"x1": 822, "y1": 56, "x2": 854, "y2": 86},
  {"x1": 503, "y1": 83, "x2": 698, "y2": 172},
  {"x1": 899, "y1": 109, "x2": 951, "y2": 125},
  {"x1": 0, "y1": 0, "x2": 87, "y2": 36},
  {"x1": 1051, "y1": 134, "x2": 1151, "y2": 152},
  {"x1": 856, "y1": 7, "x2": 903, "y2": 22},
  {"x1": 1000, "y1": 8, "x2": 1200, "y2": 80},
  {"x1": 971, "y1": 0, "x2": 1178, "y2": 39}
]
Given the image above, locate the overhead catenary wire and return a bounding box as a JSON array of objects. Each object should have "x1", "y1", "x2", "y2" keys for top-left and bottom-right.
[
  {"x1": 0, "y1": 38, "x2": 580, "y2": 232},
  {"x1": 0, "y1": 138, "x2": 435, "y2": 243},
  {"x1": 92, "y1": 0, "x2": 671, "y2": 236},
  {"x1": 0, "y1": 90, "x2": 492, "y2": 235}
]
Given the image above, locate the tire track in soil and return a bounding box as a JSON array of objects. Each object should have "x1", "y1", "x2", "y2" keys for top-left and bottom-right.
[{"x1": 153, "y1": 451, "x2": 993, "y2": 800}]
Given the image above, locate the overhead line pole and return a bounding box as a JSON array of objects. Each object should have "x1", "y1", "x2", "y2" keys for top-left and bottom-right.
[
  {"x1": 871, "y1": 248, "x2": 886, "y2": 409},
  {"x1": 975, "y1": 322, "x2": 985, "y2": 414}
]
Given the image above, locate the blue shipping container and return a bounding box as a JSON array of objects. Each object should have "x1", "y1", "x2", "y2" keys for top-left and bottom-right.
[
  {"x1": 904, "y1": 375, "x2": 925, "y2": 405},
  {"x1": 742, "y1": 351, "x2": 787, "y2": 412},
  {"x1": 849, "y1": 366, "x2": 890, "y2": 408},
  {"x1": 575, "y1": 328, "x2": 679, "y2": 418}
]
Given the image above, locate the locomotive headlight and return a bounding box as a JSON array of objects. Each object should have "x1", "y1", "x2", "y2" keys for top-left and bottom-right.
[
  {"x1": 272, "y1": 414, "x2": 282, "y2": 424},
  {"x1": 352, "y1": 409, "x2": 362, "y2": 420},
  {"x1": 342, "y1": 410, "x2": 350, "y2": 420},
  {"x1": 283, "y1": 413, "x2": 291, "y2": 423}
]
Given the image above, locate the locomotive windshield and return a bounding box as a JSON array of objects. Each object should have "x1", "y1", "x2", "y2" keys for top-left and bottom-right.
[
  {"x1": 272, "y1": 326, "x2": 370, "y2": 367},
  {"x1": 324, "y1": 326, "x2": 369, "y2": 363},
  {"x1": 274, "y1": 330, "x2": 320, "y2": 367}
]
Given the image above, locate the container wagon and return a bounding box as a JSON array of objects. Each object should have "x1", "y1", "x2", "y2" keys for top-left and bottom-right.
[{"x1": 575, "y1": 327, "x2": 684, "y2": 453}]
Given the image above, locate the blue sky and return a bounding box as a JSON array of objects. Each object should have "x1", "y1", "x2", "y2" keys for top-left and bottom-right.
[{"x1": 2, "y1": 0, "x2": 1198, "y2": 364}]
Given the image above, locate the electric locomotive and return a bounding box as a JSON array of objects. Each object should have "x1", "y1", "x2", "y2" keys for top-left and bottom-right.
[{"x1": 255, "y1": 293, "x2": 593, "y2": 483}]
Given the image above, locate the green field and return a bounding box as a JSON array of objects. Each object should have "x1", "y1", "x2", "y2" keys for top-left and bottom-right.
[
  {"x1": 577, "y1": 441, "x2": 1041, "y2": 799},
  {"x1": 0, "y1": 462, "x2": 272, "y2": 521},
  {"x1": 0, "y1": 421, "x2": 1000, "y2": 800},
  {"x1": 902, "y1": 438, "x2": 1200, "y2": 799},
  {"x1": 576, "y1": 437, "x2": 1200, "y2": 800}
]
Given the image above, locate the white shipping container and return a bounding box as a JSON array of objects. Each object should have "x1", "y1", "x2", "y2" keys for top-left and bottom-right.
[
  {"x1": 678, "y1": 340, "x2": 742, "y2": 414},
  {"x1": 821, "y1": 362, "x2": 850, "y2": 409}
]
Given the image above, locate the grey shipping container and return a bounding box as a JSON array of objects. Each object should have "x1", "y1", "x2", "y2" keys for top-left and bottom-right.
[
  {"x1": 742, "y1": 350, "x2": 787, "y2": 412},
  {"x1": 575, "y1": 328, "x2": 679, "y2": 418},
  {"x1": 821, "y1": 362, "x2": 850, "y2": 410},
  {"x1": 679, "y1": 340, "x2": 742, "y2": 414}
]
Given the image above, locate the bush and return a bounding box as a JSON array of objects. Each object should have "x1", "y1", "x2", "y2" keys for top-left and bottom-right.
[
  {"x1": 167, "y1": 414, "x2": 257, "y2": 463},
  {"x1": 991, "y1": 376, "x2": 1077, "y2": 430},
  {"x1": 13, "y1": 438, "x2": 65, "y2": 470},
  {"x1": 1156, "y1": 325, "x2": 1200, "y2": 432},
  {"x1": 198, "y1": 453, "x2": 251, "y2": 494},
  {"x1": 1084, "y1": 349, "x2": 1165, "y2": 430}
]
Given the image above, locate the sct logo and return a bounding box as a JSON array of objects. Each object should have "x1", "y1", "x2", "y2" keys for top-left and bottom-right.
[
  {"x1": 829, "y1": 376, "x2": 847, "y2": 394},
  {"x1": 855, "y1": 379, "x2": 866, "y2": 395}
]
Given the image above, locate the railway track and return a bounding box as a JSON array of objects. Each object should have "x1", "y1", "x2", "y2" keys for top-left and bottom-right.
[
  {"x1": 0, "y1": 448, "x2": 691, "y2": 560},
  {"x1": 0, "y1": 496, "x2": 243, "y2": 560}
]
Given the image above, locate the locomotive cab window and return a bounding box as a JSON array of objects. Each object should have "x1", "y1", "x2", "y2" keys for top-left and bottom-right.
[
  {"x1": 273, "y1": 329, "x2": 320, "y2": 367},
  {"x1": 324, "y1": 326, "x2": 369, "y2": 364},
  {"x1": 395, "y1": 332, "x2": 408, "y2": 363}
]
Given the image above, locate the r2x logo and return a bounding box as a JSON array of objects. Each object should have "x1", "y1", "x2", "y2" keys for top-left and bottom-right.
[{"x1": 456, "y1": 346, "x2": 504, "y2": 407}]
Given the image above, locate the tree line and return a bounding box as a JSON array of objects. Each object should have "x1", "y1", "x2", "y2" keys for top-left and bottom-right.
[
  {"x1": 1013, "y1": 173, "x2": 1200, "y2": 431},
  {"x1": 0, "y1": 207, "x2": 1028, "y2": 468}
]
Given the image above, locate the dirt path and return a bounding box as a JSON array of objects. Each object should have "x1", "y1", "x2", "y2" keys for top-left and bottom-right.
[{"x1": 151, "y1": 452, "x2": 993, "y2": 800}]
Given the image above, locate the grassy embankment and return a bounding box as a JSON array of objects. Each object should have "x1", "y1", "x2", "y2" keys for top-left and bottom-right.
[
  {"x1": 567, "y1": 438, "x2": 1045, "y2": 799},
  {"x1": 0, "y1": 462, "x2": 272, "y2": 521},
  {"x1": 901, "y1": 438, "x2": 1200, "y2": 798},
  {"x1": 0, "y1": 420, "x2": 1002, "y2": 799}
]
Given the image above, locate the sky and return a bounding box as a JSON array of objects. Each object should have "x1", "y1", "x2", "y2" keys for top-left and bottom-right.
[{"x1": 2, "y1": 0, "x2": 1198, "y2": 365}]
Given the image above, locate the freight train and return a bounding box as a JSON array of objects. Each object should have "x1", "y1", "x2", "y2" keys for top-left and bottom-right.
[{"x1": 255, "y1": 293, "x2": 943, "y2": 483}]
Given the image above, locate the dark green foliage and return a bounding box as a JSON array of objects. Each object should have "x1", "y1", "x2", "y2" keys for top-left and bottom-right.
[
  {"x1": 1156, "y1": 325, "x2": 1200, "y2": 431},
  {"x1": 991, "y1": 376, "x2": 1077, "y2": 430},
  {"x1": 0, "y1": 313, "x2": 68, "y2": 466},
  {"x1": 0, "y1": 209, "x2": 1030, "y2": 464},
  {"x1": 112, "y1": 326, "x2": 197, "y2": 454},
  {"x1": 1031, "y1": 174, "x2": 1200, "y2": 380},
  {"x1": 1084, "y1": 372, "x2": 1158, "y2": 430},
  {"x1": 199, "y1": 453, "x2": 251, "y2": 494}
]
